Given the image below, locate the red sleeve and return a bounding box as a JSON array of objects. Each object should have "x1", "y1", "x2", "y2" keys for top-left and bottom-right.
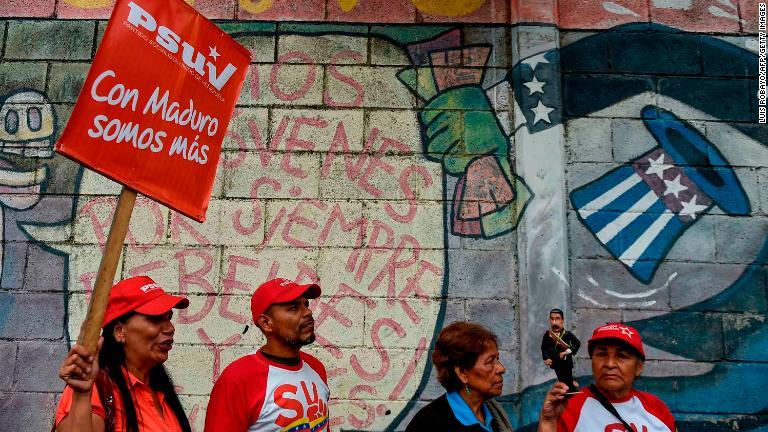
[
  {"x1": 54, "y1": 385, "x2": 106, "y2": 427},
  {"x1": 204, "y1": 355, "x2": 268, "y2": 432},
  {"x1": 555, "y1": 389, "x2": 590, "y2": 432},
  {"x1": 636, "y1": 390, "x2": 676, "y2": 431}
]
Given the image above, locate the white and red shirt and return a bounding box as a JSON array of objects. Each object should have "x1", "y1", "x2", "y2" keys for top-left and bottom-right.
[
  {"x1": 558, "y1": 387, "x2": 676, "y2": 432},
  {"x1": 205, "y1": 350, "x2": 330, "y2": 432}
]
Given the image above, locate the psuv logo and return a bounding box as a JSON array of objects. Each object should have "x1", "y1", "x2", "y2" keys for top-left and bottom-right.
[
  {"x1": 125, "y1": 1, "x2": 238, "y2": 91},
  {"x1": 139, "y1": 283, "x2": 161, "y2": 293}
]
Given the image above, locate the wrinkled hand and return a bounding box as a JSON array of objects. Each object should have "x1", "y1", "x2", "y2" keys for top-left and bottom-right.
[
  {"x1": 540, "y1": 382, "x2": 569, "y2": 423},
  {"x1": 59, "y1": 338, "x2": 103, "y2": 393},
  {"x1": 544, "y1": 359, "x2": 553, "y2": 366}
]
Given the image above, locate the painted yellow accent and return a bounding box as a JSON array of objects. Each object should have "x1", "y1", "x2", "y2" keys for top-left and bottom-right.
[
  {"x1": 240, "y1": 0, "x2": 275, "y2": 14},
  {"x1": 62, "y1": 0, "x2": 111, "y2": 8},
  {"x1": 411, "y1": 0, "x2": 486, "y2": 17},
  {"x1": 338, "y1": 0, "x2": 359, "y2": 12}
]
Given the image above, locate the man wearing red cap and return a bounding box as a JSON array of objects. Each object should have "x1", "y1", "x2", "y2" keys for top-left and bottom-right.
[
  {"x1": 205, "y1": 278, "x2": 329, "y2": 432},
  {"x1": 538, "y1": 322, "x2": 676, "y2": 432}
]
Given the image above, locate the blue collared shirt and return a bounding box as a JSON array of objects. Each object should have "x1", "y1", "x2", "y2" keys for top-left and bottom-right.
[{"x1": 445, "y1": 391, "x2": 494, "y2": 432}]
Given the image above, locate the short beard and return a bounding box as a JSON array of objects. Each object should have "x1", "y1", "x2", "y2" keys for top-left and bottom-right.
[{"x1": 285, "y1": 333, "x2": 315, "y2": 348}]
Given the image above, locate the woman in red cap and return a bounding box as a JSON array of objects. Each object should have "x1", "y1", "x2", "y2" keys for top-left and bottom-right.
[
  {"x1": 537, "y1": 322, "x2": 676, "y2": 432},
  {"x1": 54, "y1": 276, "x2": 192, "y2": 432}
]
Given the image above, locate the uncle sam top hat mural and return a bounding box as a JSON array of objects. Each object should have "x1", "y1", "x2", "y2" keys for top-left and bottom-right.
[{"x1": 570, "y1": 105, "x2": 750, "y2": 284}]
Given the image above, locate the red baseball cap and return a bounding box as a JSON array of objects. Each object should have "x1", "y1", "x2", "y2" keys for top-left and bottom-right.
[
  {"x1": 102, "y1": 276, "x2": 189, "y2": 327},
  {"x1": 250, "y1": 278, "x2": 321, "y2": 320},
  {"x1": 587, "y1": 322, "x2": 646, "y2": 360}
]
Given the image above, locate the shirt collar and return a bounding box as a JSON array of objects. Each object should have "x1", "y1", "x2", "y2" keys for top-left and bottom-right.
[
  {"x1": 445, "y1": 391, "x2": 493, "y2": 432},
  {"x1": 120, "y1": 366, "x2": 144, "y2": 386},
  {"x1": 121, "y1": 367, "x2": 166, "y2": 403}
]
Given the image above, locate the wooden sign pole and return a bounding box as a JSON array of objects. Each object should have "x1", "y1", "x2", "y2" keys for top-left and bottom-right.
[{"x1": 77, "y1": 187, "x2": 137, "y2": 354}]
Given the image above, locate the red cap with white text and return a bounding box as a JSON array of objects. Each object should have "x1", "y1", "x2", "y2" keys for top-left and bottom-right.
[
  {"x1": 250, "y1": 278, "x2": 321, "y2": 320},
  {"x1": 102, "y1": 276, "x2": 189, "y2": 327},
  {"x1": 587, "y1": 322, "x2": 645, "y2": 360}
]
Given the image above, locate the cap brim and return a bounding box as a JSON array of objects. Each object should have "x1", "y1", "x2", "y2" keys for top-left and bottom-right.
[
  {"x1": 273, "y1": 283, "x2": 322, "y2": 304},
  {"x1": 588, "y1": 336, "x2": 645, "y2": 360},
  {"x1": 134, "y1": 294, "x2": 190, "y2": 316}
]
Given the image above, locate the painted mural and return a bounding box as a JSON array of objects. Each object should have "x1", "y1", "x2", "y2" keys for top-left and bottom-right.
[{"x1": 0, "y1": 1, "x2": 764, "y2": 431}]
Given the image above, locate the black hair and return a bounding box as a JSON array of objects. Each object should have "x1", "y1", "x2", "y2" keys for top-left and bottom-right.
[
  {"x1": 549, "y1": 308, "x2": 564, "y2": 319},
  {"x1": 101, "y1": 312, "x2": 192, "y2": 432}
]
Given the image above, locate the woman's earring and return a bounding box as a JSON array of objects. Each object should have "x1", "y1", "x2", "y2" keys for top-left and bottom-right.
[{"x1": 465, "y1": 384, "x2": 471, "y2": 395}]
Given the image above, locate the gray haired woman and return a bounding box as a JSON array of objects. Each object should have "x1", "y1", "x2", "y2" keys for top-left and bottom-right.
[{"x1": 406, "y1": 321, "x2": 514, "y2": 432}]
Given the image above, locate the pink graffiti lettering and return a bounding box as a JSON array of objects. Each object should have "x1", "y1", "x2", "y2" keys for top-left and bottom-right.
[
  {"x1": 176, "y1": 249, "x2": 216, "y2": 324},
  {"x1": 320, "y1": 122, "x2": 376, "y2": 179},
  {"x1": 385, "y1": 165, "x2": 433, "y2": 223},
  {"x1": 313, "y1": 283, "x2": 376, "y2": 358},
  {"x1": 220, "y1": 255, "x2": 259, "y2": 324},
  {"x1": 270, "y1": 51, "x2": 317, "y2": 101},
  {"x1": 197, "y1": 328, "x2": 242, "y2": 382},
  {"x1": 347, "y1": 385, "x2": 377, "y2": 429},
  {"x1": 389, "y1": 336, "x2": 427, "y2": 400},
  {"x1": 281, "y1": 116, "x2": 328, "y2": 178},
  {"x1": 170, "y1": 211, "x2": 212, "y2": 245},
  {"x1": 349, "y1": 318, "x2": 404, "y2": 381},
  {"x1": 324, "y1": 50, "x2": 365, "y2": 108},
  {"x1": 282, "y1": 199, "x2": 326, "y2": 249}
]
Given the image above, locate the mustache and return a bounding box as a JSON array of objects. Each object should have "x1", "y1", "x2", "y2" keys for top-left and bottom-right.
[{"x1": 301, "y1": 319, "x2": 315, "y2": 328}]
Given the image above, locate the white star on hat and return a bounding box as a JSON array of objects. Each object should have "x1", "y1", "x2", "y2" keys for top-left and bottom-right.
[
  {"x1": 663, "y1": 174, "x2": 688, "y2": 198},
  {"x1": 531, "y1": 100, "x2": 555, "y2": 125},
  {"x1": 680, "y1": 195, "x2": 709, "y2": 219},
  {"x1": 620, "y1": 326, "x2": 634, "y2": 338},
  {"x1": 523, "y1": 76, "x2": 546, "y2": 95},
  {"x1": 645, "y1": 154, "x2": 673, "y2": 179},
  {"x1": 522, "y1": 52, "x2": 550, "y2": 72}
]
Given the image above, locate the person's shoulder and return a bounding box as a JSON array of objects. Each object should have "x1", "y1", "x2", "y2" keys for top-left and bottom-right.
[
  {"x1": 217, "y1": 352, "x2": 269, "y2": 384},
  {"x1": 631, "y1": 389, "x2": 676, "y2": 431},
  {"x1": 632, "y1": 389, "x2": 674, "y2": 416},
  {"x1": 407, "y1": 396, "x2": 451, "y2": 429},
  {"x1": 632, "y1": 389, "x2": 672, "y2": 411}
]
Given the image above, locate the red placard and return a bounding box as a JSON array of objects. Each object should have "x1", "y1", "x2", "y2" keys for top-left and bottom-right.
[{"x1": 56, "y1": 0, "x2": 250, "y2": 222}]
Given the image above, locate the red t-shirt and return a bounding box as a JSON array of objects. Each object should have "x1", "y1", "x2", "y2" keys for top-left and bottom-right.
[
  {"x1": 205, "y1": 350, "x2": 330, "y2": 432},
  {"x1": 557, "y1": 387, "x2": 676, "y2": 432},
  {"x1": 54, "y1": 368, "x2": 184, "y2": 432}
]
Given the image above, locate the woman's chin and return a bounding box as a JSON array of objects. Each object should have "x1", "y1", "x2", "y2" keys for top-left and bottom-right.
[
  {"x1": 485, "y1": 384, "x2": 504, "y2": 398},
  {"x1": 152, "y1": 352, "x2": 170, "y2": 364}
]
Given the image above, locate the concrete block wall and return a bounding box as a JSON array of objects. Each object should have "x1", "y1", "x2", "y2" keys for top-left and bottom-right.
[{"x1": 0, "y1": 1, "x2": 764, "y2": 431}]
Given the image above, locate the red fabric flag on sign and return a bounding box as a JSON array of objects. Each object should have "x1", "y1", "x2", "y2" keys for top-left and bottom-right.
[{"x1": 56, "y1": 0, "x2": 250, "y2": 222}]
